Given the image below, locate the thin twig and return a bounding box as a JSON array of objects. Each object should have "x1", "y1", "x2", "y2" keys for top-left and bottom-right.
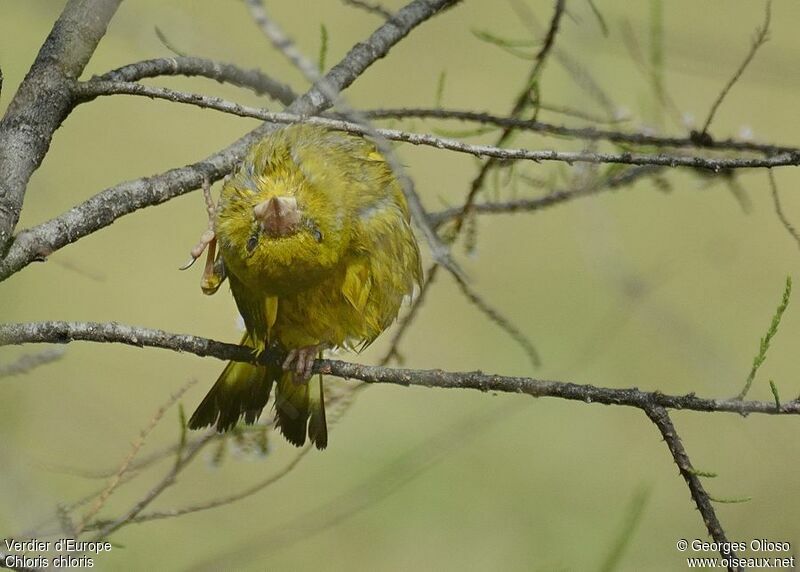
[
  {"x1": 286, "y1": 0, "x2": 462, "y2": 116},
  {"x1": 536, "y1": 101, "x2": 625, "y2": 124},
  {"x1": 452, "y1": 273, "x2": 540, "y2": 367},
  {"x1": 75, "y1": 379, "x2": 197, "y2": 534},
  {"x1": 429, "y1": 165, "x2": 661, "y2": 228},
  {"x1": 5, "y1": 82, "x2": 800, "y2": 285},
  {"x1": 382, "y1": 168, "x2": 658, "y2": 371},
  {"x1": 457, "y1": 0, "x2": 567, "y2": 233},
  {"x1": 341, "y1": 0, "x2": 393, "y2": 19},
  {"x1": 71, "y1": 81, "x2": 800, "y2": 171},
  {"x1": 35, "y1": 434, "x2": 210, "y2": 481},
  {"x1": 699, "y1": 1, "x2": 772, "y2": 137},
  {"x1": 768, "y1": 171, "x2": 800, "y2": 251},
  {"x1": 192, "y1": 401, "x2": 523, "y2": 570},
  {"x1": 363, "y1": 107, "x2": 797, "y2": 156},
  {"x1": 2, "y1": 321, "x2": 799, "y2": 417},
  {"x1": 0, "y1": 0, "x2": 463, "y2": 283},
  {"x1": 509, "y1": 0, "x2": 617, "y2": 119},
  {"x1": 244, "y1": 0, "x2": 464, "y2": 280},
  {"x1": 586, "y1": 0, "x2": 609, "y2": 37},
  {"x1": 87, "y1": 445, "x2": 313, "y2": 528},
  {"x1": 95, "y1": 57, "x2": 297, "y2": 105},
  {"x1": 80, "y1": 386, "x2": 362, "y2": 534},
  {"x1": 377, "y1": 259, "x2": 539, "y2": 371},
  {"x1": 644, "y1": 405, "x2": 741, "y2": 571},
  {"x1": 91, "y1": 432, "x2": 215, "y2": 541},
  {"x1": 154, "y1": 26, "x2": 188, "y2": 57}
]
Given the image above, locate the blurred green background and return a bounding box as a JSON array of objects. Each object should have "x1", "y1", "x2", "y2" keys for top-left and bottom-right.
[{"x1": 1, "y1": 1, "x2": 799, "y2": 570}]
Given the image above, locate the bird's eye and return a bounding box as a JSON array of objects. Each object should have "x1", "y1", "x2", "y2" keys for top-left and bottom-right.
[
  {"x1": 313, "y1": 228, "x2": 323, "y2": 243},
  {"x1": 246, "y1": 235, "x2": 258, "y2": 253}
]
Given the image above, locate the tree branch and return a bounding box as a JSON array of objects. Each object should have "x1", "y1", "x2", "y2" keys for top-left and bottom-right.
[
  {"x1": 0, "y1": 140, "x2": 246, "y2": 282},
  {"x1": 456, "y1": 0, "x2": 566, "y2": 230},
  {"x1": 429, "y1": 165, "x2": 661, "y2": 228},
  {"x1": 768, "y1": 171, "x2": 800, "y2": 251},
  {"x1": 87, "y1": 445, "x2": 312, "y2": 529},
  {"x1": 0, "y1": 0, "x2": 460, "y2": 283},
  {"x1": 644, "y1": 405, "x2": 742, "y2": 570},
  {"x1": 698, "y1": 1, "x2": 771, "y2": 138},
  {"x1": 91, "y1": 433, "x2": 215, "y2": 541},
  {"x1": 73, "y1": 80, "x2": 800, "y2": 172},
  {"x1": 364, "y1": 107, "x2": 798, "y2": 156},
  {"x1": 6, "y1": 77, "x2": 797, "y2": 284},
  {"x1": 287, "y1": 0, "x2": 460, "y2": 116},
  {"x1": 95, "y1": 56, "x2": 297, "y2": 105},
  {"x1": 1, "y1": 321, "x2": 797, "y2": 417},
  {"x1": 341, "y1": 0, "x2": 393, "y2": 19},
  {"x1": 0, "y1": 0, "x2": 123, "y2": 251},
  {"x1": 244, "y1": 0, "x2": 464, "y2": 279}
]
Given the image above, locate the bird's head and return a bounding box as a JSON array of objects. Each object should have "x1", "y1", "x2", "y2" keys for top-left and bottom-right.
[
  {"x1": 252, "y1": 195, "x2": 303, "y2": 239},
  {"x1": 214, "y1": 147, "x2": 352, "y2": 293}
]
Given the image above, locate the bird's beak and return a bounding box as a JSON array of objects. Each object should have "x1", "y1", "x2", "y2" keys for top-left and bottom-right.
[{"x1": 253, "y1": 196, "x2": 301, "y2": 238}]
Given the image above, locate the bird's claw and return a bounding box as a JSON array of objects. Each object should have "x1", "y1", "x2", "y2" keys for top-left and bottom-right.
[
  {"x1": 180, "y1": 229, "x2": 217, "y2": 271},
  {"x1": 181, "y1": 177, "x2": 226, "y2": 294},
  {"x1": 283, "y1": 345, "x2": 323, "y2": 382}
]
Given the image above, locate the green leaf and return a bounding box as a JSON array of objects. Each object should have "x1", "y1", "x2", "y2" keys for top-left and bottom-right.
[
  {"x1": 737, "y1": 276, "x2": 792, "y2": 399},
  {"x1": 435, "y1": 70, "x2": 447, "y2": 108},
  {"x1": 769, "y1": 379, "x2": 781, "y2": 409}
]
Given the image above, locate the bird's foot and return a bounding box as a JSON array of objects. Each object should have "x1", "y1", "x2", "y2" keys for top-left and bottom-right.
[
  {"x1": 180, "y1": 177, "x2": 225, "y2": 294},
  {"x1": 180, "y1": 176, "x2": 219, "y2": 270},
  {"x1": 283, "y1": 345, "x2": 325, "y2": 382}
]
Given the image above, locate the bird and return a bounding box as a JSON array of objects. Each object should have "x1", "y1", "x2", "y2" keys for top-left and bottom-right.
[{"x1": 184, "y1": 124, "x2": 422, "y2": 449}]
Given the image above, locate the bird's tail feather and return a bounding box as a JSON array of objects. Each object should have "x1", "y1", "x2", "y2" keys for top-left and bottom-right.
[
  {"x1": 274, "y1": 371, "x2": 328, "y2": 450},
  {"x1": 188, "y1": 338, "x2": 328, "y2": 449},
  {"x1": 187, "y1": 358, "x2": 275, "y2": 432}
]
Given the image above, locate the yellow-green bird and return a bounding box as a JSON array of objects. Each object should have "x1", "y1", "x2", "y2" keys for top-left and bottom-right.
[{"x1": 186, "y1": 124, "x2": 422, "y2": 449}]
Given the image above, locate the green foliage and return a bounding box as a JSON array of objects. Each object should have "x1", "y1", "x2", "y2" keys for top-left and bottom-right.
[
  {"x1": 737, "y1": 276, "x2": 792, "y2": 399},
  {"x1": 586, "y1": 0, "x2": 609, "y2": 37},
  {"x1": 471, "y1": 29, "x2": 535, "y2": 60},
  {"x1": 434, "y1": 70, "x2": 446, "y2": 108},
  {"x1": 769, "y1": 380, "x2": 781, "y2": 409},
  {"x1": 687, "y1": 468, "x2": 718, "y2": 478},
  {"x1": 709, "y1": 495, "x2": 752, "y2": 504},
  {"x1": 174, "y1": 403, "x2": 187, "y2": 469}
]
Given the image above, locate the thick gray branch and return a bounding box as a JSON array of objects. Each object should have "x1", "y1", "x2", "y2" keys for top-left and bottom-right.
[
  {"x1": 1, "y1": 321, "x2": 797, "y2": 417},
  {"x1": 288, "y1": 0, "x2": 459, "y2": 115},
  {"x1": 244, "y1": 0, "x2": 463, "y2": 278},
  {"x1": 0, "y1": 0, "x2": 123, "y2": 251},
  {"x1": 0, "y1": 0, "x2": 455, "y2": 283},
  {"x1": 0, "y1": 140, "x2": 252, "y2": 281}
]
